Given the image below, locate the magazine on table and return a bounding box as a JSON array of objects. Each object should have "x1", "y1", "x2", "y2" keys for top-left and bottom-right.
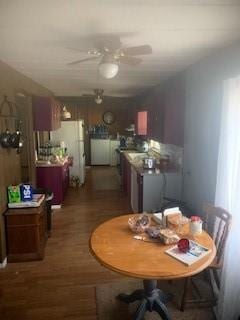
[
  {"x1": 8, "y1": 194, "x2": 45, "y2": 208},
  {"x1": 165, "y1": 240, "x2": 211, "y2": 266}
]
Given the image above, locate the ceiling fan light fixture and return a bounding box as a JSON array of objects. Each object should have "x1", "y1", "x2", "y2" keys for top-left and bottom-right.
[
  {"x1": 99, "y1": 55, "x2": 119, "y2": 79},
  {"x1": 62, "y1": 106, "x2": 71, "y2": 119},
  {"x1": 99, "y1": 62, "x2": 119, "y2": 79},
  {"x1": 95, "y1": 96, "x2": 103, "y2": 104}
]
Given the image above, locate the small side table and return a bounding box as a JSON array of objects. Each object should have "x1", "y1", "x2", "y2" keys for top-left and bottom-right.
[{"x1": 5, "y1": 200, "x2": 48, "y2": 262}]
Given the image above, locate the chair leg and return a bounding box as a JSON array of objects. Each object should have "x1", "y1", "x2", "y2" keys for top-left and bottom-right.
[
  {"x1": 180, "y1": 277, "x2": 190, "y2": 312},
  {"x1": 180, "y1": 272, "x2": 218, "y2": 310},
  {"x1": 212, "y1": 268, "x2": 220, "y2": 290}
]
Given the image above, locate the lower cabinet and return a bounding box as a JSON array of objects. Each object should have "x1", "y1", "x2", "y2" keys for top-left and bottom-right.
[
  {"x1": 36, "y1": 163, "x2": 69, "y2": 205},
  {"x1": 121, "y1": 153, "x2": 131, "y2": 199},
  {"x1": 91, "y1": 139, "x2": 110, "y2": 165},
  {"x1": 110, "y1": 140, "x2": 120, "y2": 166},
  {"x1": 131, "y1": 166, "x2": 143, "y2": 212},
  {"x1": 5, "y1": 201, "x2": 48, "y2": 262},
  {"x1": 131, "y1": 166, "x2": 182, "y2": 213}
]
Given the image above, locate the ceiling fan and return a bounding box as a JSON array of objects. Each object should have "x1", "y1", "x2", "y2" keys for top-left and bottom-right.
[
  {"x1": 82, "y1": 89, "x2": 104, "y2": 104},
  {"x1": 67, "y1": 35, "x2": 152, "y2": 79}
]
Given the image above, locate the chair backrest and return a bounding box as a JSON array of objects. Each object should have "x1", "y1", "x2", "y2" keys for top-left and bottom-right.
[{"x1": 203, "y1": 203, "x2": 232, "y2": 266}]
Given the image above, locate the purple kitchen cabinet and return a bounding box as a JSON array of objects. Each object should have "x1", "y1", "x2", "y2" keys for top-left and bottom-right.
[
  {"x1": 36, "y1": 163, "x2": 69, "y2": 205},
  {"x1": 32, "y1": 96, "x2": 61, "y2": 131}
]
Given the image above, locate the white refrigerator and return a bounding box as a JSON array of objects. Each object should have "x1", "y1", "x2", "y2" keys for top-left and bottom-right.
[{"x1": 51, "y1": 120, "x2": 85, "y2": 184}]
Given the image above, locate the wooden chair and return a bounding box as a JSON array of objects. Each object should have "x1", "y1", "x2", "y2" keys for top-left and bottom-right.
[{"x1": 180, "y1": 203, "x2": 232, "y2": 311}]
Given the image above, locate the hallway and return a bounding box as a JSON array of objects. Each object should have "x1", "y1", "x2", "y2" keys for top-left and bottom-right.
[{"x1": 0, "y1": 167, "x2": 131, "y2": 320}]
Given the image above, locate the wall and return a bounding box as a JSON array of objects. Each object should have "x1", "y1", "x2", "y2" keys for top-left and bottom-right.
[
  {"x1": 58, "y1": 96, "x2": 136, "y2": 164},
  {"x1": 182, "y1": 43, "x2": 240, "y2": 212},
  {"x1": 0, "y1": 60, "x2": 51, "y2": 262}
]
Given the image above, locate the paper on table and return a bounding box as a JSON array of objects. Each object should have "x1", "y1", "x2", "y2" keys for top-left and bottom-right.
[
  {"x1": 8, "y1": 194, "x2": 45, "y2": 208},
  {"x1": 165, "y1": 240, "x2": 211, "y2": 266}
]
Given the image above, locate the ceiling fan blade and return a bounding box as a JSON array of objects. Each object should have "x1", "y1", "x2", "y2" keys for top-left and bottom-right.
[
  {"x1": 67, "y1": 56, "x2": 99, "y2": 65},
  {"x1": 92, "y1": 34, "x2": 121, "y2": 52},
  {"x1": 120, "y1": 55, "x2": 142, "y2": 66},
  {"x1": 66, "y1": 47, "x2": 88, "y2": 53},
  {"x1": 121, "y1": 45, "x2": 152, "y2": 56}
]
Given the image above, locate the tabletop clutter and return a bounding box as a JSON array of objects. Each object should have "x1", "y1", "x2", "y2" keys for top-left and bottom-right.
[
  {"x1": 128, "y1": 208, "x2": 209, "y2": 266},
  {"x1": 7, "y1": 183, "x2": 45, "y2": 208}
]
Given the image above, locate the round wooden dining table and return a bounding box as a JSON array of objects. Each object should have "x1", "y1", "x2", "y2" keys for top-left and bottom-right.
[{"x1": 90, "y1": 214, "x2": 216, "y2": 320}]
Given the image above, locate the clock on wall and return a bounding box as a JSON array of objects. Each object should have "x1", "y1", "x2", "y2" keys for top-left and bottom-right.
[{"x1": 103, "y1": 111, "x2": 115, "y2": 125}]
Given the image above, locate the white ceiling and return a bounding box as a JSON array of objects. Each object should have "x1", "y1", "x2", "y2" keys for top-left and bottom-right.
[{"x1": 1, "y1": 0, "x2": 240, "y2": 97}]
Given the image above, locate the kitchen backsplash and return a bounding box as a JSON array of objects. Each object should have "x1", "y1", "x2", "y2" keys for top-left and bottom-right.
[{"x1": 149, "y1": 139, "x2": 183, "y2": 169}]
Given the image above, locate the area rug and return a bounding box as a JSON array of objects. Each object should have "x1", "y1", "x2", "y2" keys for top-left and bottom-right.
[{"x1": 96, "y1": 278, "x2": 215, "y2": 320}]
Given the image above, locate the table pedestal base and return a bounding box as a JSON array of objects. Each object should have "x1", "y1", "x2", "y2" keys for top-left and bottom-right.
[{"x1": 117, "y1": 279, "x2": 172, "y2": 320}]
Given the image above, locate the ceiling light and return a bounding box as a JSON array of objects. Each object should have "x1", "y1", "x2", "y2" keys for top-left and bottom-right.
[
  {"x1": 62, "y1": 106, "x2": 71, "y2": 119},
  {"x1": 95, "y1": 96, "x2": 103, "y2": 104},
  {"x1": 16, "y1": 92, "x2": 26, "y2": 98},
  {"x1": 98, "y1": 55, "x2": 119, "y2": 79}
]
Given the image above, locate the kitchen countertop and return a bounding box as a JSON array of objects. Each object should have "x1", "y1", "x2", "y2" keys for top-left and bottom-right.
[
  {"x1": 134, "y1": 164, "x2": 180, "y2": 176},
  {"x1": 35, "y1": 160, "x2": 69, "y2": 167},
  {"x1": 122, "y1": 150, "x2": 180, "y2": 176}
]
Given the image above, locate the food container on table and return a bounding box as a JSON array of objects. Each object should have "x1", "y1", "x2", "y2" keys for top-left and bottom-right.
[
  {"x1": 20, "y1": 184, "x2": 33, "y2": 201},
  {"x1": 8, "y1": 185, "x2": 21, "y2": 203},
  {"x1": 159, "y1": 228, "x2": 180, "y2": 244},
  {"x1": 146, "y1": 226, "x2": 161, "y2": 238},
  {"x1": 128, "y1": 214, "x2": 151, "y2": 233},
  {"x1": 167, "y1": 214, "x2": 189, "y2": 233},
  {"x1": 189, "y1": 216, "x2": 202, "y2": 235}
]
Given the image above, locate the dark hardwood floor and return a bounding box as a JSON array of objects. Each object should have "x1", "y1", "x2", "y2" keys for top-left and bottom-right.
[{"x1": 0, "y1": 166, "x2": 131, "y2": 320}]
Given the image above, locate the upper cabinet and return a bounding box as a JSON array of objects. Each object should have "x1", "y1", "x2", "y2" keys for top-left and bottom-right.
[
  {"x1": 136, "y1": 111, "x2": 148, "y2": 135},
  {"x1": 162, "y1": 77, "x2": 185, "y2": 146},
  {"x1": 147, "y1": 94, "x2": 164, "y2": 140},
  {"x1": 32, "y1": 96, "x2": 61, "y2": 131},
  {"x1": 136, "y1": 74, "x2": 185, "y2": 146}
]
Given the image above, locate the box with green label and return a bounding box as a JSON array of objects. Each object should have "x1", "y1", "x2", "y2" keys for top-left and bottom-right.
[{"x1": 8, "y1": 185, "x2": 21, "y2": 203}]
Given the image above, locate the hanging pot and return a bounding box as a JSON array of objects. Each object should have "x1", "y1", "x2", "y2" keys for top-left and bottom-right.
[
  {"x1": 0, "y1": 129, "x2": 12, "y2": 148},
  {"x1": 10, "y1": 119, "x2": 21, "y2": 148},
  {"x1": 10, "y1": 131, "x2": 20, "y2": 148},
  {"x1": 0, "y1": 119, "x2": 12, "y2": 148},
  {"x1": 0, "y1": 96, "x2": 15, "y2": 149}
]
